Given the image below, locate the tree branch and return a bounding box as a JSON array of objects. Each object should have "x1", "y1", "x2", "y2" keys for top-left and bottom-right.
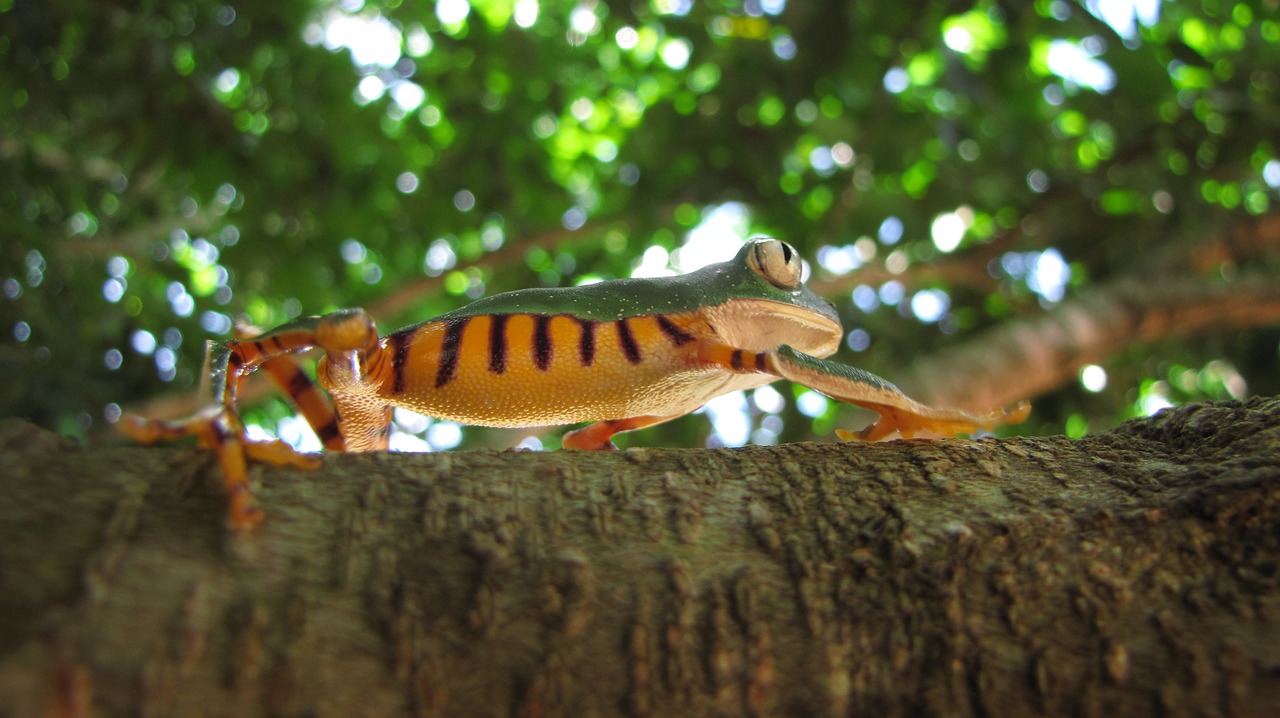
[{"x1": 4, "y1": 398, "x2": 1280, "y2": 716}]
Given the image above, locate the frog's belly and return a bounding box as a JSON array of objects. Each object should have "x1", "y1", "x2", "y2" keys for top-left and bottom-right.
[
  {"x1": 376, "y1": 312, "x2": 771, "y2": 426},
  {"x1": 390, "y1": 352, "x2": 770, "y2": 427}
]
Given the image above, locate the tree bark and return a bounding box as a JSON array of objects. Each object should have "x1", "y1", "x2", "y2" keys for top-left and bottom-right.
[{"x1": 3, "y1": 398, "x2": 1280, "y2": 717}]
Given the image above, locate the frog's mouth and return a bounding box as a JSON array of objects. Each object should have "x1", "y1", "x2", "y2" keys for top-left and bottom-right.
[{"x1": 705, "y1": 298, "x2": 843, "y2": 358}]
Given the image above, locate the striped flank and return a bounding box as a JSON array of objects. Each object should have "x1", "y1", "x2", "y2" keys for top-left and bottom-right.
[{"x1": 434, "y1": 317, "x2": 469, "y2": 388}]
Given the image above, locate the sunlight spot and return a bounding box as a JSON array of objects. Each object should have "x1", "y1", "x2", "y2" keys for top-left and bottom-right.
[
  {"x1": 910, "y1": 289, "x2": 951, "y2": 322},
  {"x1": 561, "y1": 207, "x2": 587, "y2": 230},
  {"x1": 616, "y1": 26, "x2": 638, "y2": 50},
  {"x1": 1264, "y1": 160, "x2": 1280, "y2": 189},
  {"x1": 514, "y1": 435, "x2": 544, "y2": 450},
  {"x1": 846, "y1": 328, "x2": 871, "y2": 351},
  {"x1": 389, "y1": 426, "x2": 432, "y2": 452},
  {"x1": 674, "y1": 203, "x2": 750, "y2": 272},
  {"x1": 1046, "y1": 38, "x2": 1116, "y2": 93},
  {"x1": 570, "y1": 97, "x2": 594, "y2": 122},
  {"x1": 356, "y1": 75, "x2": 385, "y2": 103},
  {"x1": 1029, "y1": 248, "x2": 1071, "y2": 303},
  {"x1": 1084, "y1": 0, "x2": 1159, "y2": 41},
  {"x1": 796, "y1": 390, "x2": 828, "y2": 418},
  {"x1": 245, "y1": 423, "x2": 275, "y2": 443},
  {"x1": 879, "y1": 280, "x2": 904, "y2": 306},
  {"x1": 340, "y1": 238, "x2": 367, "y2": 263},
  {"x1": 771, "y1": 34, "x2": 797, "y2": 61},
  {"x1": 878, "y1": 216, "x2": 903, "y2": 245},
  {"x1": 396, "y1": 171, "x2": 420, "y2": 193},
  {"x1": 391, "y1": 81, "x2": 425, "y2": 111},
  {"x1": 930, "y1": 211, "x2": 967, "y2": 252},
  {"x1": 653, "y1": 0, "x2": 692, "y2": 16},
  {"x1": 885, "y1": 249, "x2": 909, "y2": 275},
  {"x1": 832, "y1": 142, "x2": 855, "y2": 167},
  {"x1": 753, "y1": 385, "x2": 785, "y2": 414},
  {"x1": 593, "y1": 139, "x2": 618, "y2": 162},
  {"x1": 809, "y1": 146, "x2": 835, "y2": 174},
  {"x1": 1027, "y1": 169, "x2": 1050, "y2": 192},
  {"x1": 155, "y1": 346, "x2": 178, "y2": 380},
  {"x1": 704, "y1": 391, "x2": 749, "y2": 447},
  {"x1": 570, "y1": 5, "x2": 599, "y2": 35},
  {"x1": 427, "y1": 421, "x2": 463, "y2": 449},
  {"x1": 851, "y1": 285, "x2": 879, "y2": 313},
  {"x1": 1139, "y1": 392, "x2": 1173, "y2": 416},
  {"x1": 631, "y1": 245, "x2": 673, "y2": 278},
  {"x1": 660, "y1": 38, "x2": 692, "y2": 69},
  {"x1": 102, "y1": 278, "x2": 125, "y2": 303},
  {"x1": 214, "y1": 68, "x2": 241, "y2": 94},
  {"x1": 424, "y1": 238, "x2": 457, "y2": 275},
  {"x1": 514, "y1": 0, "x2": 539, "y2": 27},
  {"x1": 943, "y1": 26, "x2": 973, "y2": 53},
  {"x1": 322, "y1": 11, "x2": 402, "y2": 68},
  {"x1": 278, "y1": 415, "x2": 323, "y2": 452},
  {"x1": 436, "y1": 0, "x2": 470, "y2": 25},
  {"x1": 406, "y1": 25, "x2": 433, "y2": 56},
  {"x1": 1080, "y1": 364, "x2": 1107, "y2": 392},
  {"x1": 131, "y1": 330, "x2": 157, "y2": 355},
  {"x1": 883, "y1": 67, "x2": 909, "y2": 94},
  {"x1": 816, "y1": 244, "x2": 862, "y2": 275}
]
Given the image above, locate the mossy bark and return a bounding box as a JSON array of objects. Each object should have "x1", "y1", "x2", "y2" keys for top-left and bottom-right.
[{"x1": 3, "y1": 397, "x2": 1279, "y2": 717}]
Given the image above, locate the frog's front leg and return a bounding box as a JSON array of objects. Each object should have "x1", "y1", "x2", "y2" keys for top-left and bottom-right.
[
  {"x1": 766, "y1": 344, "x2": 1029, "y2": 439},
  {"x1": 698, "y1": 342, "x2": 1029, "y2": 441}
]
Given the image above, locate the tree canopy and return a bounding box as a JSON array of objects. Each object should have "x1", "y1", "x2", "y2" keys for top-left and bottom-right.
[{"x1": 3, "y1": 0, "x2": 1279, "y2": 450}]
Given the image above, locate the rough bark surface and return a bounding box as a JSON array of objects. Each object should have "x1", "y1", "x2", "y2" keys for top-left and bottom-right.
[{"x1": 3, "y1": 398, "x2": 1279, "y2": 717}]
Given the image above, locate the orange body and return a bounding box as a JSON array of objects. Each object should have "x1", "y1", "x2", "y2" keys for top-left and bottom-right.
[{"x1": 316, "y1": 310, "x2": 776, "y2": 449}]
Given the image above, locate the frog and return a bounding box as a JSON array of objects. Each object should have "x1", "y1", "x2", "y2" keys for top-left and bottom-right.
[{"x1": 123, "y1": 237, "x2": 1030, "y2": 528}]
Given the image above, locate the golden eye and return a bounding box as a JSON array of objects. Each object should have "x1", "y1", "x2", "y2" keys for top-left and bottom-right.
[{"x1": 748, "y1": 238, "x2": 803, "y2": 290}]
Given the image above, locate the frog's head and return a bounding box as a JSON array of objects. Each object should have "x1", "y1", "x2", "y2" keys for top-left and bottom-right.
[{"x1": 699, "y1": 238, "x2": 843, "y2": 358}]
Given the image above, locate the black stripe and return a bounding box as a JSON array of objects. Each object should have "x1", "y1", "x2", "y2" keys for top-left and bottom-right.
[
  {"x1": 731, "y1": 350, "x2": 745, "y2": 371},
  {"x1": 389, "y1": 329, "x2": 414, "y2": 393},
  {"x1": 434, "y1": 318, "x2": 468, "y2": 388},
  {"x1": 253, "y1": 340, "x2": 267, "y2": 355},
  {"x1": 533, "y1": 315, "x2": 553, "y2": 371},
  {"x1": 754, "y1": 351, "x2": 767, "y2": 370},
  {"x1": 577, "y1": 319, "x2": 597, "y2": 366},
  {"x1": 655, "y1": 314, "x2": 695, "y2": 346},
  {"x1": 616, "y1": 319, "x2": 641, "y2": 364},
  {"x1": 488, "y1": 314, "x2": 508, "y2": 374},
  {"x1": 285, "y1": 367, "x2": 313, "y2": 397},
  {"x1": 270, "y1": 335, "x2": 287, "y2": 351},
  {"x1": 315, "y1": 418, "x2": 341, "y2": 444}
]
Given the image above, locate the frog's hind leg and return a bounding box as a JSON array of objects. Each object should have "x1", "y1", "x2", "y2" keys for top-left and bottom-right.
[
  {"x1": 122, "y1": 309, "x2": 386, "y2": 528},
  {"x1": 561, "y1": 414, "x2": 683, "y2": 450},
  {"x1": 121, "y1": 340, "x2": 318, "y2": 529},
  {"x1": 238, "y1": 322, "x2": 345, "y2": 451}
]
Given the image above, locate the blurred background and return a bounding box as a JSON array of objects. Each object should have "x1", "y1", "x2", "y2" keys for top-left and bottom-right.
[{"x1": 2, "y1": 0, "x2": 1278, "y2": 451}]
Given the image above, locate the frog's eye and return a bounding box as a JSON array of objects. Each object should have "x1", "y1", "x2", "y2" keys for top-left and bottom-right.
[{"x1": 749, "y1": 238, "x2": 804, "y2": 290}]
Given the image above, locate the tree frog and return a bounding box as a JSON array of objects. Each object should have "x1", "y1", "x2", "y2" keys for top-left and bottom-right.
[{"x1": 124, "y1": 238, "x2": 1030, "y2": 528}]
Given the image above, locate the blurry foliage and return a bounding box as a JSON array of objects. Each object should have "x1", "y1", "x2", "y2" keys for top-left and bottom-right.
[{"x1": 1, "y1": 0, "x2": 1278, "y2": 447}]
